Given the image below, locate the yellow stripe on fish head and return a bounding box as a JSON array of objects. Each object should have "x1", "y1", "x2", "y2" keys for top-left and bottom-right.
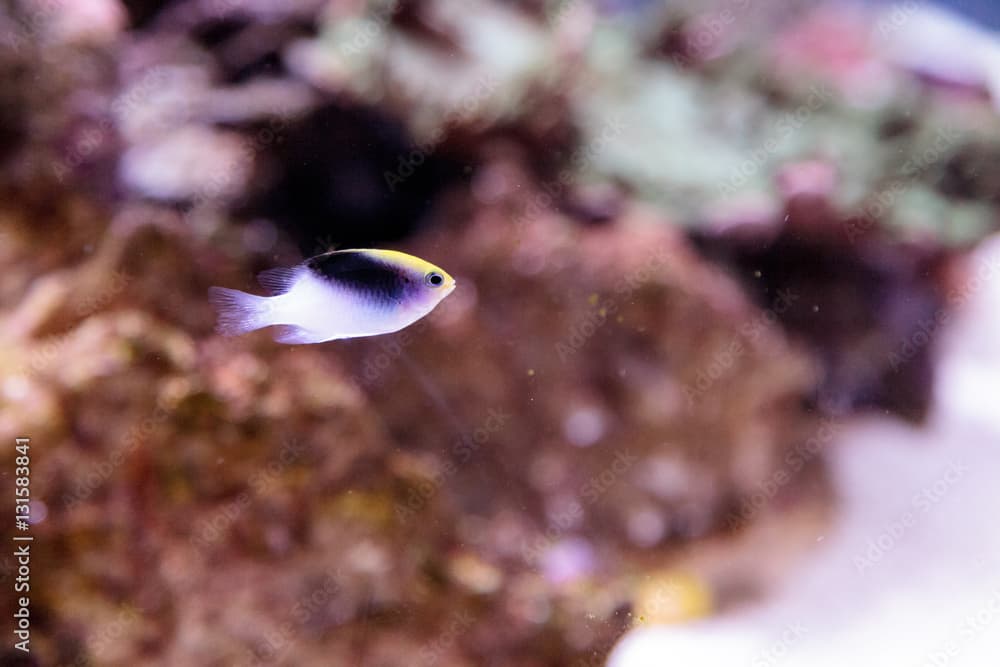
[{"x1": 363, "y1": 249, "x2": 456, "y2": 290}]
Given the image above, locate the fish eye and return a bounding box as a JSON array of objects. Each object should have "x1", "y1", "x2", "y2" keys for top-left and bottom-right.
[{"x1": 425, "y1": 272, "x2": 444, "y2": 287}]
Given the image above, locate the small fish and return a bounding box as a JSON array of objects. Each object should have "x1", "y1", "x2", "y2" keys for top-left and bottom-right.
[{"x1": 209, "y1": 249, "x2": 456, "y2": 344}]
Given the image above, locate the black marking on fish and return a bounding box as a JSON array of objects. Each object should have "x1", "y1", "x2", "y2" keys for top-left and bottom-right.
[{"x1": 306, "y1": 251, "x2": 408, "y2": 305}]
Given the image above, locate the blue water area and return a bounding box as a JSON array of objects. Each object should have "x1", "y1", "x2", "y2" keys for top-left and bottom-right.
[{"x1": 871, "y1": 0, "x2": 1000, "y2": 28}]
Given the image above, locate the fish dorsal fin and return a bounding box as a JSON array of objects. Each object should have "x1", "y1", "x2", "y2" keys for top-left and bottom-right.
[{"x1": 257, "y1": 267, "x2": 301, "y2": 295}]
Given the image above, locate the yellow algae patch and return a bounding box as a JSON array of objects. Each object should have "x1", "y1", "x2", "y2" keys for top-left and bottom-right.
[
  {"x1": 329, "y1": 490, "x2": 395, "y2": 527},
  {"x1": 632, "y1": 571, "x2": 713, "y2": 626}
]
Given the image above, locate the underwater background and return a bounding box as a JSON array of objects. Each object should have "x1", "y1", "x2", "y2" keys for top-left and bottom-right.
[{"x1": 1, "y1": 1, "x2": 1000, "y2": 665}]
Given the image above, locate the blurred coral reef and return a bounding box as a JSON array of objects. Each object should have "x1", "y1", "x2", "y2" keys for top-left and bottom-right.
[{"x1": 1, "y1": 0, "x2": 999, "y2": 665}]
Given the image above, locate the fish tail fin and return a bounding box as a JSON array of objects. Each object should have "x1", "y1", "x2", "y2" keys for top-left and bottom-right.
[{"x1": 208, "y1": 286, "x2": 275, "y2": 336}]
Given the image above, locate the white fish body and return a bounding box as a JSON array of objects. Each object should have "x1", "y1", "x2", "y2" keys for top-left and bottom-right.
[{"x1": 209, "y1": 249, "x2": 456, "y2": 344}]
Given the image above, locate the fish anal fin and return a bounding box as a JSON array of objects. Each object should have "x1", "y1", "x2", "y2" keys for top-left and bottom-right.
[{"x1": 273, "y1": 325, "x2": 326, "y2": 345}]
